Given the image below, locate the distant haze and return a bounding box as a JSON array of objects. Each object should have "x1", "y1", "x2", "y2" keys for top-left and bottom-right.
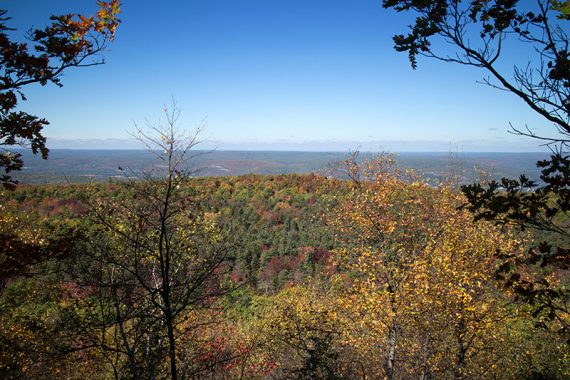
[
  {"x1": 14, "y1": 149, "x2": 549, "y2": 186},
  {"x1": 45, "y1": 137, "x2": 549, "y2": 153}
]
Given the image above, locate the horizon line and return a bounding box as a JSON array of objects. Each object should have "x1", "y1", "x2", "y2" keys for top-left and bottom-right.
[{"x1": 12, "y1": 148, "x2": 551, "y2": 154}]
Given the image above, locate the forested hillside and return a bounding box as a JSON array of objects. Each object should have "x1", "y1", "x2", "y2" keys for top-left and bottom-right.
[
  {"x1": 1, "y1": 164, "x2": 568, "y2": 379},
  {"x1": 1, "y1": 0, "x2": 570, "y2": 378}
]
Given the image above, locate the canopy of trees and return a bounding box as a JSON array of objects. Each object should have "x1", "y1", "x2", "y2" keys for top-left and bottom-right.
[{"x1": 1, "y1": 156, "x2": 568, "y2": 378}]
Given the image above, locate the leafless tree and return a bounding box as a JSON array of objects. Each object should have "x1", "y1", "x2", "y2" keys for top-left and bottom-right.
[{"x1": 76, "y1": 103, "x2": 235, "y2": 379}]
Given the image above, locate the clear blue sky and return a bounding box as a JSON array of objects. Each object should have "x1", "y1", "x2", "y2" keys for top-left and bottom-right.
[{"x1": 4, "y1": 0, "x2": 559, "y2": 151}]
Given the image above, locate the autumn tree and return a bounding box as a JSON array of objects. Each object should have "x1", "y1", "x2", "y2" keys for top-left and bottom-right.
[
  {"x1": 250, "y1": 284, "x2": 347, "y2": 379},
  {"x1": 330, "y1": 153, "x2": 545, "y2": 379},
  {"x1": 461, "y1": 153, "x2": 570, "y2": 336},
  {"x1": 71, "y1": 104, "x2": 236, "y2": 379},
  {"x1": 0, "y1": 1, "x2": 120, "y2": 189},
  {"x1": 0, "y1": 199, "x2": 81, "y2": 291},
  {"x1": 383, "y1": 0, "x2": 570, "y2": 332}
]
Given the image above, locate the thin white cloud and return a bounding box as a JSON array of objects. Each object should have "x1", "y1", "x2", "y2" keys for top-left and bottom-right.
[{"x1": 46, "y1": 137, "x2": 549, "y2": 152}]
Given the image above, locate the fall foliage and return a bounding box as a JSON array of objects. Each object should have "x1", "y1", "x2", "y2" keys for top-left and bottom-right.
[{"x1": 1, "y1": 153, "x2": 568, "y2": 378}]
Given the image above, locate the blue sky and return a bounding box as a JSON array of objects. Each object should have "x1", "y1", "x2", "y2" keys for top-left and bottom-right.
[{"x1": 4, "y1": 0, "x2": 560, "y2": 151}]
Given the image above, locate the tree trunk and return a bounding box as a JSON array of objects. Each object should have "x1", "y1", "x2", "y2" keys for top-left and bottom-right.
[
  {"x1": 453, "y1": 319, "x2": 467, "y2": 380},
  {"x1": 160, "y1": 262, "x2": 178, "y2": 379},
  {"x1": 385, "y1": 320, "x2": 398, "y2": 380},
  {"x1": 166, "y1": 309, "x2": 178, "y2": 380}
]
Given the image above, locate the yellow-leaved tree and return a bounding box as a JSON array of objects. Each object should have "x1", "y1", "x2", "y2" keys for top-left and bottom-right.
[
  {"x1": 330, "y1": 153, "x2": 568, "y2": 379},
  {"x1": 246, "y1": 283, "x2": 350, "y2": 379}
]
